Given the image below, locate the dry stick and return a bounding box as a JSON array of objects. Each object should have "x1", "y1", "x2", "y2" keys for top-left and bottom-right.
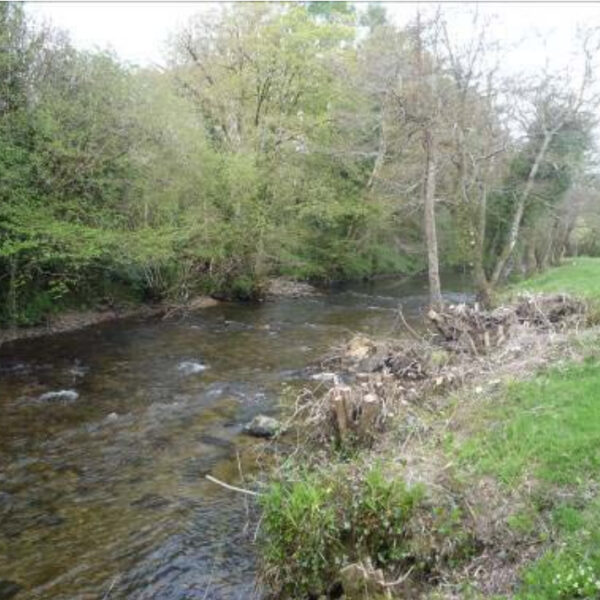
[
  {"x1": 205, "y1": 474, "x2": 260, "y2": 497},
  {"x1": 395, "y1": 304, "x2": 422, "y2": 341},
  {"x1": 253, "y1": 514, "x2": 264, "y2": 543},
  {"x1": 237, "y1": 450, "x2": 251, "y2": 535},
  {"x1": 382, "y1": 565, "x2": 415, "y2": 587},
  {"x1": 102, "y1": 575, "x2": 120, "y2": 600}
]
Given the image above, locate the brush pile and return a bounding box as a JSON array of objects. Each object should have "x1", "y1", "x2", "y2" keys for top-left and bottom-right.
[
  {"x1": 514, "y1": 293, "x2": 586, "y2": 328},
  {"x1": 299, "y1": 294, "x2": 586, "y2": 448},
  {"x1": 428, "y1": 293, "x2": 585, "y2": 354}
]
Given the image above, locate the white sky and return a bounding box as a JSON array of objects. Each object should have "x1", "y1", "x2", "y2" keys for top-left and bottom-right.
[{"x1": 27, "y1": 1, "x2": 600, "y2": 73}]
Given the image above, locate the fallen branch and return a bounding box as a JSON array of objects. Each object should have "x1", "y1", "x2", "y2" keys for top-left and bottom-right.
[
  {"x1": 383, "y1": 565, "x2": 415, "y2": 587},
  {"x1": 395, "y1": 304, "x2": 422, "y2": 341},
  {"x1": 205, "y1": 474, "x2": 260, "y2": 497}
]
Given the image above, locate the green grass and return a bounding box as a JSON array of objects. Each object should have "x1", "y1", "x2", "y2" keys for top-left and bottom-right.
[
  {"x1": 455, "y1": 358, "x2": 600, "y2": 598},
  {"x1": 258, "y1": 461, "x2": 473, "y2": 597},
  {"x1": 510, "y1": 257, "x2": 600, "y2": 300},
  {"x1": 516, "y1": 497, "x2": 600, "y2": 599},
  {"x1": 458, "y1": 360, "x2": 600, "y2": 487}
]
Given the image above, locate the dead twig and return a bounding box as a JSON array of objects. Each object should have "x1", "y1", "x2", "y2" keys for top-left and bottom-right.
[{"x1": 205, "y1": 474, "x2": 260, "y2": 497}]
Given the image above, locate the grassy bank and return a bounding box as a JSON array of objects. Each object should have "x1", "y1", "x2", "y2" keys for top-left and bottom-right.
[
  {"x1": 455, "y1": 356, "x2": 600, "y2": 599},
  {"x1": 510, "y1": 257, "x2": 600, "y2": 299},
  {"x1": 257, "y1": 259, "x2": 600, "y2": 599}
]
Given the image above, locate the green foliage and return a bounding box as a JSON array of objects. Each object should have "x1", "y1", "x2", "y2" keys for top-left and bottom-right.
[
  {"x1": 516, "y1": 496, "x2": 600, "y2": 598},
  {"x1": 1, "y1": 0, "x2": 593, "y2": 326},
  {"x1": 348, "y1": 464, "x2": 426, "y2": 566},
  {"x1": 518, "y1": 548, "x2": 600, "y2": 599},
  {"x1": 261, "y1": 472, "x2": 341, "y2": 597},
  {"x1": 447, "y1": 323, "x2": 600, "y2": 598},
  {"x1": 0, "y1": 1, "x2": 422, "y2": 326},
  {"x1": 259, "y1": 461, "x2": 469, "y2": 597},
  {"x1": 484, "y1": 111, "x2": 593, "y2": 277}
]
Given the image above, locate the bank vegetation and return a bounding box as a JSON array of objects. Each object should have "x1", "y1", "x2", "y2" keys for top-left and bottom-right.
[{"x1": 2, "y1": 2, "x2": 599, "y2": 327}]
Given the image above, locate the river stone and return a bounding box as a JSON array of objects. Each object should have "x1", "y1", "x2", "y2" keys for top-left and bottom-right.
[
  {"x1": 37, "y1": 513, "x2": 65, "y2": 528},
  {"x1": 243, "y1": 415, "x2": 282, "y2": 438},
  {"x1": 198, "y1": 434, "x2": 233, "y2": 450},
  {"x1": 311, "y1": 372, "x2": 339, "y2": 383},
  {"x1": 266, "y1": 277, "x2": 318, "y2": 298},
  {"x1": 0, "y1": 581, "x2": 22, "y2": 599},
  {"x1": 38, "y1": 389, "x2": 79, "y2": 403},
  {"x1": 177, "y1": 361, "x2": 207, "y2": 375},
  {"x1": 0, "y1": 492, "x2": 14, "y2": 516}
]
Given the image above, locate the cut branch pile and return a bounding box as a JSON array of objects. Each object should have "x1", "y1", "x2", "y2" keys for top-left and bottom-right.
[
  {"x1": 428, "y1": 304, "x2": 516, "y2": 354},
  {"x1": 428, "y1": 294, "x2": 586, "y2": 354},
  {"x1": 299, "y1": 294, "x2": 586, "y2": 449},
  {"x1": 514, "y1": 293, "x2": 586, "y2": 329}
]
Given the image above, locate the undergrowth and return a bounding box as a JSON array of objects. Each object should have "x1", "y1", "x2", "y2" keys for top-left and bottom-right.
[{"x1": 259, "y1": 461, "x2": 473, "y2": 598}]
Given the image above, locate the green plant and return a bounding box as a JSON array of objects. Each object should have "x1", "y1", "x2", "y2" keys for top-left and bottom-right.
[
  {"x1": 458, "y1": 361, "x2": 600, "y2": 487},
  {"x1": 349, "y1": 464, "x2": 425, "y2": 567},
  {"x1": 519, "y1": 555, "x2": 600, "y2": 599},
  {"x1": 260, "y1": 472, "x2": 341, "y2": 597},
  {"x1": 259, "y1": 462, "x2": 471, "y2": 597}
]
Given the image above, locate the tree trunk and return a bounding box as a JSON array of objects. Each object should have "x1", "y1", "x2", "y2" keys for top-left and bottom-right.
[
  {"x1": 367, "y1": 92, "x2": 389, "y2": 190},
  {"x1": 490, "y1": 131, "x2": 553, "y2": 287},
  {"x1": 423, "y1": 129, "x2": 443, "y2": 309},
  {"x1": 472, "y1": 165, "x2": 493, "y2": 306},
  {"x1": 525, "y1": 237, "x2": 538, "y2": 277}
]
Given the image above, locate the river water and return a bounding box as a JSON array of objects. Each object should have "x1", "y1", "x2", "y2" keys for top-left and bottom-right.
[{"x1": 0, "y1": 275, "x2": 469, "y2": 600}]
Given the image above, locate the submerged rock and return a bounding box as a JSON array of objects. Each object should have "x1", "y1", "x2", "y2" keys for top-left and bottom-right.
[
  {"x1": 37, "y1": 513, "x2": 65, "y2": 528},
  {"x1": 0, "y1": 581, "x2": 22, "y2": 600},
  {"x1": 198, "y1": 434, "x2": 234, "y2": 450},
  {"x1": 311, "y1": 372, "x2": 340, "y2": 384},
  {"x1": 38, "y1": 389, "x2": 79, "y2": 403},
  {"x1": 187, "y1": 295, "x2": 220, "y2": 310},
  {"x1": 0, "y1": 492, "x2": 14, "y2": 515},
  {"x1": 243, "y1": 415, "x2": 283, "y2": 438},
  {"x1": 177, "y1": 361, "x2": 207, "y2": 375},
  {"x1": 130, "y1": 493, "x2": 172, "y2": 511},
  {"x1": 266, "y1": 277, "x2": 318, "y2": 299}
]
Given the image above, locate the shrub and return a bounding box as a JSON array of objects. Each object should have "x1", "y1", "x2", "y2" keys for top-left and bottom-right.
[
  {"x1": 260, "y1": 473, "x2": 341, "y2": 597},
  {"x1": 259, "y1": 462, "x2": 470, "y2": 598}
]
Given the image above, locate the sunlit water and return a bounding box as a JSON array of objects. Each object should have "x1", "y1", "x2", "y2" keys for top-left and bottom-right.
[{"x1": 0, "y1": 275, "x2": 469, "y2": 599}]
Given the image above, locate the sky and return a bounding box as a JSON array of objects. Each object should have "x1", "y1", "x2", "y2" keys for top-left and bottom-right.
[{"x1": 27, "y1": 1, "x2": 600, "y2": 74}]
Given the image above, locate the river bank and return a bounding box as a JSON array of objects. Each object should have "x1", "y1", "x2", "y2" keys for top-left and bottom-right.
[
  {"x1": 0, "y1": 304, "x2": 167, "y2": 348},
  {"x1": 255, "y1": 259, "x2": 600, "y2": 599},
  {"x1": 0, "y1": 277, "x2": 321, "y2": 348}
]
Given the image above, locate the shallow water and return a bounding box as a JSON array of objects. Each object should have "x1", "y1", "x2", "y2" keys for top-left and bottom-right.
[{"x1": 0, "y1": 274, "x2": 470, "y2": 599}]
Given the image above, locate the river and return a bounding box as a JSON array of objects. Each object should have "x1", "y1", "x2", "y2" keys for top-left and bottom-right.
[{"x1": 0, "y1": 275, "x2": 469, "y2": 600}]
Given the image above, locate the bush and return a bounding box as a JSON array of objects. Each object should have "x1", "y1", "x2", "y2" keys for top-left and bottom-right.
[{"x1": 259, "y1": 462, "x2": 470, "y2": 598}]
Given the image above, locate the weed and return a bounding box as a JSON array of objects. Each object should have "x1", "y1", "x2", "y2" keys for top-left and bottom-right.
[{"x1": 258, "y1": 462, "x2": 469, "y2": 598}]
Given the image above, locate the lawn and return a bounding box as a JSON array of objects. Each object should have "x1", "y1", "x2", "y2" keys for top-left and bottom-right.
[
  {"x1": 510, "y1": 257, "x2": 600, "y2": 300},
  {"x1": 458, "y1": 359, "x2": 600, "y2": 489}
]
